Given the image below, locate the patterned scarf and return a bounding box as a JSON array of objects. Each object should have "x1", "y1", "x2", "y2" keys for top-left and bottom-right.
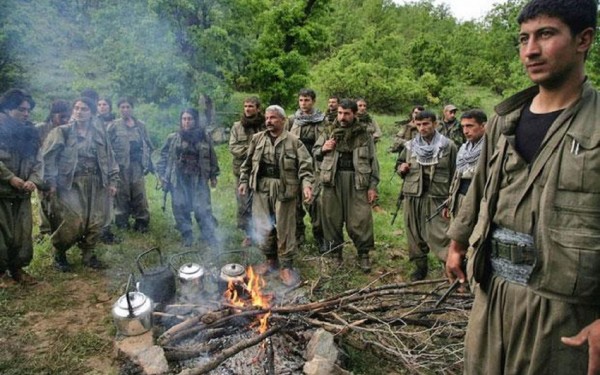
[
  {"x1": 456, "y1": 137, "x2": 484, "y2": 173},
  {"x1": 293, "y1": 108, "x2": 325, "y2": 126},
  {"x1": 356, "y1": 112, "x2": 372, "y2": 124},
  {"x1": 325, "y1": 109, "x2": 337, "y2": 123},
  {"x1": 408, "y1": 130, "x2": 449, "y2": 165},
  {"x1": 240, "y1": 112, "x2": 265, "y2": 130},
  {"x1": 328, "y1": 119, "x2": 370, "y2": 153}
]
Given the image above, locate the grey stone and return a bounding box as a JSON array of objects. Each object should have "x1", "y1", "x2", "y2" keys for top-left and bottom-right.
[
  {"x1": 305, "y1": 328, "x2": 339, "y2": 363},
  {"x1": 115, "y1": 332, "x2": 169, "y2": 375}
]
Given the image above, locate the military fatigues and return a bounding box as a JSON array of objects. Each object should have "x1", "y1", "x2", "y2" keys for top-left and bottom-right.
[
  {"x1": 157, "y1": 129, "x2": 219, "y2": 244},
  {"x1": 439, "y1": 119, "x2": 465, "y2": 148},
  {"x1": 357, "y1": 113, "x2": 382, "y2": 144},
  {"x1": 448, "y1": 81, "x2": 600, "y2": 374},
  {"x1": 228, "y1": 118, "x2": 265, "y2": 239},
  {"x1": 398, "y1": 133, "x2": 456, "y2": 263},
  {"x1": 107, "y1": 117, "x2": 153, "y2": 230},
  {"x1": 313, "y1": 119, "x2": 379, "y2": 256},
  {"x1": 0, "y1": 114, "x2": 43, "y2": 274},
  {"x1": 447, "y1": 138, "x2": 484, "y2": 219},
  {"x1": 390, "y1": 120, "x2": 418, "y2": 153},
  {"x1": 43, "y1": 119, "x2": 119, "y2": 262},
  {"x1": 98, "y1": 114, "x2": 116, "y2": 236},
  {"x1": 35, "y1": 120, "x2": 59, "y2": 235},
  {"x1": 239, "y1": 130, "x2": 313, "y2": 267},
  {"x1": 287, "y1": 112, "x2": 325, "y2": 244}
]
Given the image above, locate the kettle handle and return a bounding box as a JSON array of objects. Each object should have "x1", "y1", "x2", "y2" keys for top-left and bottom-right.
[
  {"x1": 169, "y1": 250, "x2": 202, "y2": 271},
  {"x1": 136, "y1": 247, "x2": 163, "y2": 275},
  {"x1": 125, "y1": 274, "x2": 135, "y2": 318}
]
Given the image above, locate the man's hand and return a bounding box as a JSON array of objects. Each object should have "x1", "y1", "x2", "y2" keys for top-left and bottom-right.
[
  {"x1": 442, "y1": 207, "x2": 450, "y2": 219},
  {"x1": 322, "y1": 138, "x2": 336, "y2": 153},
  {"x1": 367, "y1": 189, "x2": 378, "y2": 204},
  {"x1": 22, "y1": 180, "x2": 36, "y2": 192},
  {"x1": 46, "y1": 186, "x2": 57, "y2": 199},
  {"x1": 397, "y1": 162, "x2": 410, "y2": 175},
  {"x1": 108, "y1": 185, "x2": 117, "y2": 197},
  {"x1": 446, "y1": 240, "x2": 467, "y2": 283},
  {"x1": 303, "y1": 186, "x2": 313, "y2": 203},
  {"x1": 238, "y1": 183, "x2": 248, "y2": 196},
  {"x1": 210, "y1": 178, "x2": 217, "y2": 188},
  {"x1": 561, "y1": 319, "x2": 600, "y2": 375}
]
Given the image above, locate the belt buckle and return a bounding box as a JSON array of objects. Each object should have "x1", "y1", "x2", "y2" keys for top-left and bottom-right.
[{"x1": 510, "y1": 244, "x2": 523, "y2": 264}]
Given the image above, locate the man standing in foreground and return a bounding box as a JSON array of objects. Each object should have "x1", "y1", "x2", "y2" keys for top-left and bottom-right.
[
  {"x1": 446, "y1": 1, "x2": 600, "y2": 373},
  {"x1": 239, "y1": 105, "x2": 313, "y2": 286},
  {"x1": 313, "y1": 99, "x2": 379, "y2": 272}
]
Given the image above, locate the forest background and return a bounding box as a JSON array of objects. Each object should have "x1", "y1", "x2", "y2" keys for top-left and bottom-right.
[{"x1": 2, "y1": 0, "x2": 600, "y2": 374}]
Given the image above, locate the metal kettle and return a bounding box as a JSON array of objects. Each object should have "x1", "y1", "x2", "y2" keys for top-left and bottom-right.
[
  {"x1": 170, "y1": 250, "x2": 206, "y2": 287},
  {"x1": 136, "y1": 247, "x2": 176, "y2": 304},
  {"x1": 112, "y1": 274, "x2": 153, "y2": 336}
]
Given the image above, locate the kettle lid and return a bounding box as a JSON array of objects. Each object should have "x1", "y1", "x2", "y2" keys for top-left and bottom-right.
[
  {"x1": 221, "y1": 263, "x2": 246, "y2": 278},
  {"x1": 180, "y1": 262, "x2": 204, "y2": 276},
  {"x1": 117, "y1": 291, "x2": 147, "y2": 310}
]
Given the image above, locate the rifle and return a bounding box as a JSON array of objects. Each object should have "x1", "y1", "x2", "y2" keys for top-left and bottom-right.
[
  {"x1": 425, "y1": 198, "x2": 450, "y2": 223},
  {"x1": 155, "y1": 174, "x2": 170, "y2": 212},
  {"x1": 390, "y1": 190, "x2": 404, "y2": 225},
  {"x1": 434, "y1": 258, "x2": 467, "y2": 308}
]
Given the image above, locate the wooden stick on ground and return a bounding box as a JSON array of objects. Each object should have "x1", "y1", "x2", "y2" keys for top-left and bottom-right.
[{"x1": 178, "y1": 325, "x2": 283, "y2": 375}]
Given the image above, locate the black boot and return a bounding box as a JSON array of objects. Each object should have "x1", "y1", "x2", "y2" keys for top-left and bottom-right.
[
  {"x1": 54, "y1": 252, "x2": 71, "y2": 272},
  {"x1": 133, "y1": 220, "x2": 149, "y2": 233},
  {"x1": 410, "y1": 257, "x2": 428, "y2": 281},
  {"x1": 100, "y1": 227, "x2": 121, "y2": 244}
]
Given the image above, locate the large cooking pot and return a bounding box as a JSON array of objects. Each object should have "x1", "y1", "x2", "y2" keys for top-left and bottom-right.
[
  {"x1": 112, "y1": 275, "x2": 153, "y2": 336},
  {"x1": 136, "y1": 247, "x2": 176, "y2": 304}
]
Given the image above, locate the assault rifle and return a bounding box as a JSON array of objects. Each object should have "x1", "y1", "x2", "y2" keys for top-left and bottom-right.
[
  {"x1": 425, "y1": 198, "x2": 450, "y2": 223},
  {"x1": 390, "y1": 190, "x2": 404, "y2": 225}
]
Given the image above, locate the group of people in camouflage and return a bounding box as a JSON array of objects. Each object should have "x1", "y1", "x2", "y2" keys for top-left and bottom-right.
[{"x1": 231, "y1": 91, "x2": 380, "y2": 285}]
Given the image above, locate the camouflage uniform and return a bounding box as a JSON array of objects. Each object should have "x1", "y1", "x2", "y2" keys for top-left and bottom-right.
[
  {"x1": 107, "y1": 117, "x2": 153, "y2": 230},
  {"x1": 35, "y1": 120, "x2": 59, "y2": 235},
  {"x1": 438, "y1": 118, "x2": 465, "y2": 148},
  {"x1": 357, "y1": 112, "x2": 382, "y2": 143},
  {"x1": 313, "y1": 119, "x2": 379, "y2": 257},
  {"x1": 0, "y1": 114, "x2": 43, "y2": 274},
  {"x1": 228, "y1": 115, "x2": 265, "y2": 239},
  {"x1": 157, "y1": 128, "x2": 219, "y2": 244},
  {"x1": 287, "y1": 110, "x2": 325, "y2": 244},
  {"x1": 448, "y1": 82, "x2": 600, "y2": 374},
  {"x1": 390, "y1": 120, "x2": 418, "y2": 153},
  {"x1": 398, "y1": 132, "x2": 456, "y2": 263},
  {"x1": 43, "y1": 119, "x2": 119, "y2": 262},
  {"x1": 239, "y1": 130, "x2": 313, "y2": 267}
]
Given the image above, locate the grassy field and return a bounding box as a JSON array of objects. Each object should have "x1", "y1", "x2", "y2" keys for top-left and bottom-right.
[{"x1": 0, "y1": 105, "x2": 485, "y2": 374}]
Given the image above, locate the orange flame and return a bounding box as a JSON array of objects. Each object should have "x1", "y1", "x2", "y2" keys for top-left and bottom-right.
[{"x1": 223, "y1": 266, "x2": 272, "y2": 333}]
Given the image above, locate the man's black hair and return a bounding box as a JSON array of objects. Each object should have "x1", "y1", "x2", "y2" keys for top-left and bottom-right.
[
  {"x1": 45, "y1": 99, "x2": 70, "y2": 122},
  {"x1": 415, "y1": 110, "x2": 436, "y2": 122},
  {"x1": 117, "y1": 97, "x2": 135, "y2": 108},
  {"x1": 518, "y1": 0, "x2": 598, "y2": 35},
  {"x1": 74, "y1": 97, "x2": 97, "y2": 115},
  {"x1": 180, "y1": 108, "x2": 200, "y2": 127},
  {"x1": 244, "y1": 96, "x2": 261, "y2": 108},
  {"x1": 339, "y1": 98, "x2": 358, "y2": 113},
  {"x1": 298, "y1": 88, "x2": 316, "y2": 101},
  {"x1": 80, "y1": 88, "x2": 99, "y2": 104},
  {"x1": 461, "y1": 109, "x2": 488, "y2": 124},
  {"x1": 328, "y1": 95, "x2": 340, "y2": 102},
  {"x1": 0, "y1": 88, "x2": 36, "y2": 112}
]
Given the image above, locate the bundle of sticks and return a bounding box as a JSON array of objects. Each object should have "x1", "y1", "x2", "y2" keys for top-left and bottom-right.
[{"x1": 155, "y1": 278, "x2": 473, "y2": 375}]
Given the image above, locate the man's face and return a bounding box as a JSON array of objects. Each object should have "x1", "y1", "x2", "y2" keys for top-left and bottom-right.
[
  {"x1": 97, "y1": 100, "x2": 111, "y2": 115},
  {"x1": 327, "y1": 98, "x2": 339, "y2": 112},
  {"x1": 243, "y1": 101, "x2": 258, "y2": 117},
  {"x1": 119, "y1": 102, "x2": 133, "y2": 119},
  {"x1": 461, "y1": 117, "x2": 485, "y2": 143},
  {"x1": 518, "y1": 15, "x2": 585, "y2": 88},
  {"x1": 337, "y1": 106, "x2": 355, "y2": 127},
  {"x1": 7, "y1": 100, "x2": 31, "y2": 125},
  {"x1": 72, "y1": 101, "x2": 92, "y2": 123},
  {"x1": 416, "y1": 118, "x2": 436, "y2": 140},
  {"x1": 357, "y1": 100, "x2": 367, "y2": 114},
  {"x1": 444, "y1": 108, "x2": 457, "y2": 122},
  {"x1": 298, "y1": 95, "x2": 314, "y2": 113},
  {"x1": 181, "y1": 112, "x2": 195, "y2": 131},
  {"x1": 52, "y1": 111, "x2": 70, "y2": 126},
  {"x1": 411, "y1": 108, "x2": 422, "y2": 121},
  {"x1": 265, "y1": 111, "x2": 284, "y2": 135}
]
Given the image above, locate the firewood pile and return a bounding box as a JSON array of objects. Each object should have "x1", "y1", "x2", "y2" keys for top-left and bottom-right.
[{"x1": 154, "y1": 277, "x2": 472, "y2": 375}]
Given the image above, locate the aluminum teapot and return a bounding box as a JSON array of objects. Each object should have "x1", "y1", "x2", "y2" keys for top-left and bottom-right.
[
  {"x1": 170, "y1": 251, "x2": 206, "y2": 287},
  {"x1": 112, "y1": 275, "x2": 153, "y2": 336}
]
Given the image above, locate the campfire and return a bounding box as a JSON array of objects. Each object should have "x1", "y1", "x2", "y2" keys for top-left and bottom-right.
[{"x1": 115, "y1": 257, "x2": 473, "y2": 375}]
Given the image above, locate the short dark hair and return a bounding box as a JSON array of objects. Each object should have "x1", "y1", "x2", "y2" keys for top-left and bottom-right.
[
  {"x1": 461, "y1": 109, "x2": 488, "y2": 124},
  {"x1": 415, "y1": 110, "x2": 436, "y2": 122},
  {"x1": 46, "y1": 99, "x2": 70, "y2": 122},
  {"x1": 0, "y1": 88, "x2": 36, "y2": 112},
  {"x1": 339, "y1": 98, "x2": 358, "y2": 113},
  {"x1": 328, "y1": 95, "x2": 340, "y2": 102},
  {"x1": 117, "y1": 97, "x2": 134, "y2": 108},
  {"x1": 73, "y1": 97, "x2": 97, "y2": 115},
  {"x1": 518, "y1": 0, "x2": 598, "y2": 36},
  {"x1": 298, "y1": 88, "x2": 316, "y2": 101},
  {"x1": 80, "y1": 88, "x2": 99, "y2": 104},
  {"x1": 411, "y1": 105, "x2": 425, "y2": 113},
  {"x1": 180, "y1": 108, "x2": 200, "y2": 127},
  {"x1": 244, "y1": 96, "x2": 261, "y2": 108}
]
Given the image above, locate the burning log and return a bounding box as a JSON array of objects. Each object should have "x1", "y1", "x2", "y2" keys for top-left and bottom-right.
[{"x1": 177, "y1": 325, "x2": 283, "y2": 375}]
